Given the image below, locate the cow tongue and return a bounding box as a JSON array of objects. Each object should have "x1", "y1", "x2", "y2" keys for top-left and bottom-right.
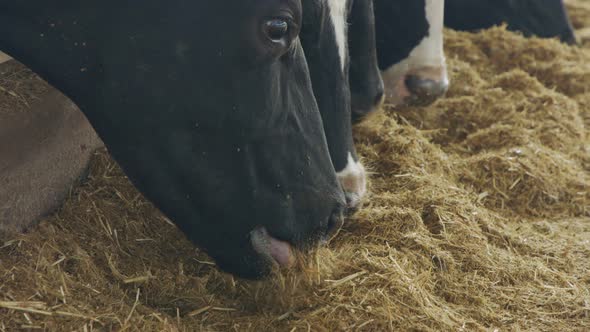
[
  {"x1": 250, "y1": 227, "x2": 294, "y2": 267},
  {"x1": 268, "y1": 236, "x2": 294, "y2": 267}
]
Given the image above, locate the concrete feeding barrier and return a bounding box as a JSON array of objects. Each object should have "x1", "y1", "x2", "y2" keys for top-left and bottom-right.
[{"x1": 0, "y1": 60, "x2": 103, "y2": 235}]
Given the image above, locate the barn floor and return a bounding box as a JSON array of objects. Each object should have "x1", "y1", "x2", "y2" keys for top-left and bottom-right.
[{"x1": 1, "y1": 1, "x2": 590, "y2": 331}]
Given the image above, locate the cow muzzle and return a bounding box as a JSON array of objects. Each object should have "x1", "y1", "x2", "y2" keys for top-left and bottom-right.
[
  {"x1": 404, "y1": 66, "x2": 449, "y2": 106},
  {"x1": 384, "y1": 65, "x2": 449, "y2": 107},
  {"x1": 336, "y1": 153, "x2": 367, "y2": 210},
  {"x1": 250, "y1": 203, "x2": 344, "y2": 268}
]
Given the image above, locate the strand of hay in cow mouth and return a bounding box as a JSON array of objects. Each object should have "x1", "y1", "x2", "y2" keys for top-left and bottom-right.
[{"x1": 1, "y1": 4, "x2": 590, "y2": 331}]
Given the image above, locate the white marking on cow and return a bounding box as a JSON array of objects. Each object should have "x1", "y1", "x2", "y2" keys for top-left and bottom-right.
[
  {"x1": 409, "y1": 0, "x2": 446, "y2": 69},
  {"x1": 327, "y1": 0, "x2": 348, "y2": 72},
  {"x1": 381, "y1": 0, "x2": 447, "y2": 103},
  {"x1": 336, "y1": 152, "x2": 367, "y2": 208}
]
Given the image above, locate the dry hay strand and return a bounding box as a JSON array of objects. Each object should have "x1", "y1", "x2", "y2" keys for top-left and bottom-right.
[{"x1": 2, "y1": 8, "x2": 590, "y2": 332}]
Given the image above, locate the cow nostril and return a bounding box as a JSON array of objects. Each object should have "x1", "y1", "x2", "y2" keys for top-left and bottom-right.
[
  {"x1": 324, "y1": 205, "x2": 344, "y2": 243},
  {"x1": 404, "y1": 75, "x2": 449, "y2": 105},
  {"x1": 344, "y1": 192, "x2": 362, "y2": 214}
]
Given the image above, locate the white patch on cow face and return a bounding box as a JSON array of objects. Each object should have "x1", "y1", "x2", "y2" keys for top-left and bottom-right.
[
  {"x1": 381, "y1": 0, "x2": 447, "y2": 104},
  {"x1": 327, "y1": 0, "x2": 348, "y2": 73},
  {"x1": 336, "y1": 152, "x2": 367, "y2": 208}
]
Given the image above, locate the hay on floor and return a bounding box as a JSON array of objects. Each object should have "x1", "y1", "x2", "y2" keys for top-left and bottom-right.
[{"x1": 1, "y1": 2, "x2": 590, "y2": 331}]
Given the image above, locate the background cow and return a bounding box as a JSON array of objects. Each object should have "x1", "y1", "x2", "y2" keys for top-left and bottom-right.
[
  {"x1": 301, "y1": 0, "x2": 367, "y2": 209},
  {"x1": 350, "y1": 0, "x2": 449, "y2": 122},
  {"x1": 0, "y1": 0, "x2": 345, "y2": 279},
  {"x1": 348, "y1": 0, "x2": 385, "y2": 121},
  {"x1": 445, "y1": 0, "x2": 577, "y2": 44},
  {"x1": 375, "y1": 0, "x2": 448, "y2": 107}
]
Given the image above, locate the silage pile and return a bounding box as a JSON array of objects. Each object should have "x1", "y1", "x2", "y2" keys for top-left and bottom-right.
[{"x1": 1, "y1": 4, "x2": 590, "y2": 332}]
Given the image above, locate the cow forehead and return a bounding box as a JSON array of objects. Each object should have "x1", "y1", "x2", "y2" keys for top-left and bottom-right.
[{"x1": 327, "y1": 0, "x2": 348, "y2": 72}]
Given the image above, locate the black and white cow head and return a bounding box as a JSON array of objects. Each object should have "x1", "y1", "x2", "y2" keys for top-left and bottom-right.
[
  {"x1": 348, "y1": 0, "x2": 385, "y2": 120},
  {"x1": 300, "y1": 0, "x2": 367, "y2": 209},
  {"x1": 445, "y1": 0, "x2": 577, "y2": 45},
  {"x1": 0, "y1": 0, "x2": 346, "y2": 279},
  {"x1": 373, "y1": 0, "x2": 449, "y2": 107}
]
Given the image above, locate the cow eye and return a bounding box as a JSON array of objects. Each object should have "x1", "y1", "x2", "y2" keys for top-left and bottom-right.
[{"x1": 263, "y1": 18, "x2": 290, "y2": 43}]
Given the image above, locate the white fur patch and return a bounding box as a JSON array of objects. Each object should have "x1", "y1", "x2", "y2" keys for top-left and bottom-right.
[
  {"x1": 327, "y1": 0, "x2": 348, "y2": 72},
  {"x1": 336, "y1": 152, "x2": 367, "y2": 207},
  {"x1": 409, "y1": 0, "x2": 446, "y2": 68}
]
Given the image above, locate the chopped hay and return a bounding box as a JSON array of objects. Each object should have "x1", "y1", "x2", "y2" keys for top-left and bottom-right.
[{"x1": 1, "y1": 3, "x2": 590, "y2": 331}]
